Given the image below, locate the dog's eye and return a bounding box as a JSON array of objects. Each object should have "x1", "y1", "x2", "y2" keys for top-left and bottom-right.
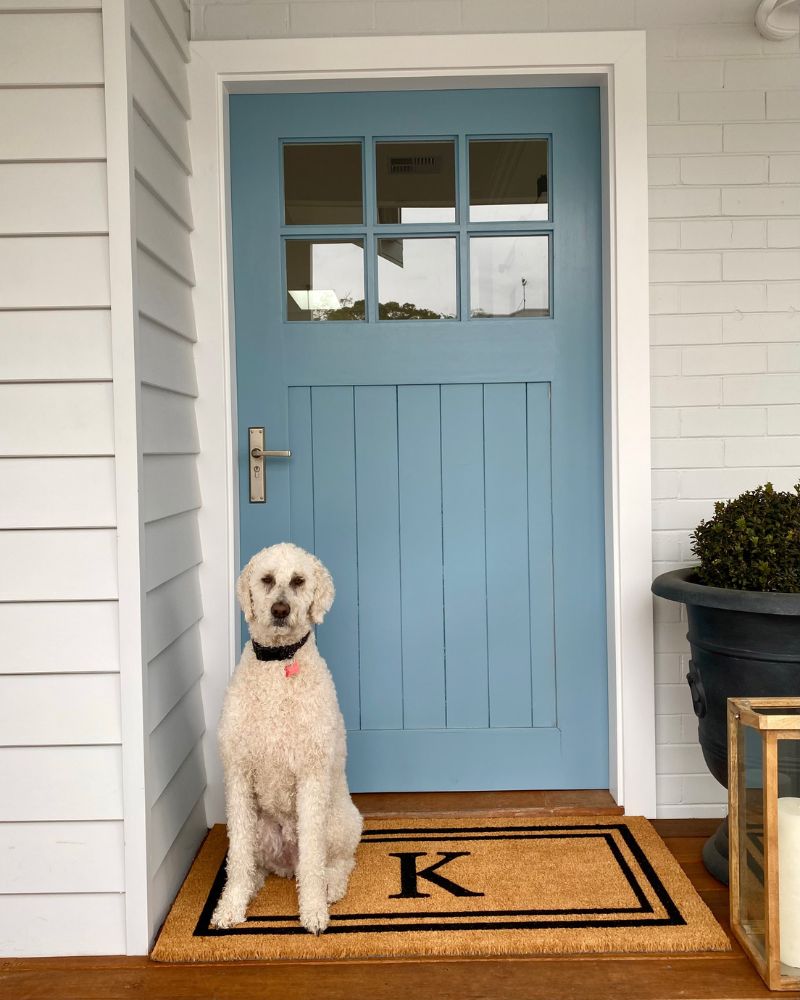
[
  {"x1": 262, "y1": 574, "x2": 275, "y2": 587},
  {"x1": 290, "y1": 575, "x2": 305, "y2": 589}
]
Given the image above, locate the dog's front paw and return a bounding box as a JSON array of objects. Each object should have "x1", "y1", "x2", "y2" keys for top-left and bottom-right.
[
  {"x1": 299, "y1": 898, "x2": 330, "y2": 935},
  {"x1": 326, "y1": 861, "x2": 354, "y2": 904},
  {"x1": 211, "y1": 890, "x2": 248, "y2": 929}
]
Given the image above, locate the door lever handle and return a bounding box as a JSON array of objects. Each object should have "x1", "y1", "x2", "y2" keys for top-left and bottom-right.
[
  {"x1": 249, "y1": 427, "x2": 290, "y2": 503},
  {"x1": 250, "y1": 447, "x2": 291, "y2": 459}
]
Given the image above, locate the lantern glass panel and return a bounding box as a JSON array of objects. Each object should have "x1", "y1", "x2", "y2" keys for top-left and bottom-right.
[
  {"x1": 737, "y1": 722, "x2": 766, "y2": 962},
  {"x1": 777, "y1": 736, "x2": 800, "y2": 975}
]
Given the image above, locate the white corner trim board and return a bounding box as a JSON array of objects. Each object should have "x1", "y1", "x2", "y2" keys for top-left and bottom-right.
[
  {"x1": 101, "y1": 0, "x2": 150, "y2": 958},
  {"x1": 188, "y1": 31, "x2": 655, "y2": 819}
]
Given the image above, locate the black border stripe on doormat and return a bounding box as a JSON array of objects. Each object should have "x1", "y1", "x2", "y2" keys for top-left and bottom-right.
[{"x1": 193, "y1": 822, "x2": 686, "y2": 937}]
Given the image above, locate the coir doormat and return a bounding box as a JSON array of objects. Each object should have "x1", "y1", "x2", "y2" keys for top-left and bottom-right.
[{"x1": 151, "y1": 815, "x2": 730, "y2": 961}]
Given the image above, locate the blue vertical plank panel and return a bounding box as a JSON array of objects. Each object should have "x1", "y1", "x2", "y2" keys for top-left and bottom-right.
[
  {"x1": 310, "y1": 386, "x2": 361, "y2": 732},
  {"x1": 354, "y1": 385, "x2": 403, "y2": 731},
  {"x1": 527, "y1": 382, "x2": 557, "y2": 727},
  {"x1": 441, "y1": 383, "x2": 489, "y2": 729},
  {"x1": 398, "y1": 385, "x2": 446, "y2": 730},
  {"x1": 484, "y1": 383, "x2": 533, "y2": 729},
  {"x1": 288, "y1": 387, "x2": 314, "y2": 554}
]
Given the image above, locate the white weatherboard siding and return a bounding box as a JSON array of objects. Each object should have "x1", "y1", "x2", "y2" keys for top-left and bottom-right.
[
  {"x1": 129, "y1": 0, "x2": 209, "y2": 941},
  {"x1": 192, "y1": 0, "x2": 800, "y2": 819},
  {"x1": 0, "y1": 7, "x2": 125, "y2": 956},
  {"x1": 0, "y1": 0, "x2": 206, "y2": 957}
]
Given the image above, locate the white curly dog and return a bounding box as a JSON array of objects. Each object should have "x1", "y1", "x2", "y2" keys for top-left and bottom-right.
[{"x1": 211, "y1": 542, "x2": 363, "y2": 934}]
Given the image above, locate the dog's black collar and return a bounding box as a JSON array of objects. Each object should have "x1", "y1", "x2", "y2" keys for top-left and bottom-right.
[{"x1": 251, "y1": 631, "x2": 310, "y2": 662}]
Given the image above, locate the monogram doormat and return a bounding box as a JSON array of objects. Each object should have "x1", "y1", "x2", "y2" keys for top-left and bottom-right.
[{"x1": 151, "y1": 815, "x2": 730, "y2": 962}]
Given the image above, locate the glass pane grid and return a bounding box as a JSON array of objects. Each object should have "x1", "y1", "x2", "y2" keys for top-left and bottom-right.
[{"x1": 280, "y1": 135, "x2": 553, "y2": 322}]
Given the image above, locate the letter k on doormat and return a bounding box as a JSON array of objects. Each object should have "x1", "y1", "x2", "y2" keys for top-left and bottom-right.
[{"x1": 152, "y1": 815, "x2": 729, "y2": 961}]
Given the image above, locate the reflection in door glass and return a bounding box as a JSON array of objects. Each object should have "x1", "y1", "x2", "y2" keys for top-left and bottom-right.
[
  {"x1": 377, "y1": 237, "x2": 457, "y2": 319},
  {"x1": 285, "y1": 240, "x2": 365, "y2": 321},
  {"x1": 470, "y1": 235, "x2": 549, "y2": 318},
  {"x1": 469, "y1": 139, "x2": 548, "y2": 222},
  {"x1": 283, "y1": 143, "x2": 363, "y2": 225},
  {"x1": 376, "y1": 141, "x2": 456, "y2": 224}
]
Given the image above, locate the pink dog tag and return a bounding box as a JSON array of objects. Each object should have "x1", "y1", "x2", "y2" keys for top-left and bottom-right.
[{"x1": 285, "y1": 660, "x2": 300, "y2": 678}]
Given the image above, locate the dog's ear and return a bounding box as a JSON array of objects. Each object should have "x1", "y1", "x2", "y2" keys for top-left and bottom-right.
[
  {"x1": 236, "y1": 560, "x2": 256, "y2": 623},
  {"x1": 308, "y1": 555, "x2": 335, "y2": 625}
]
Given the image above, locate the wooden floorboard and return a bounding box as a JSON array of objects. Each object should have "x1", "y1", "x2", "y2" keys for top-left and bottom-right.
[
  {"x1": 1, "y1": 815, "x2": 797, "y2": 1000},
  {"x1": 353, "y1": 788, "x2": 624, "y2": 817}
]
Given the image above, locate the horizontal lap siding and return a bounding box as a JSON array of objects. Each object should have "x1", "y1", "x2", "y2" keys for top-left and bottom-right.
[
  {"x1": 0, "y1": 12, "x2": 103, "y2": 85},
  {"x1": 0, "y1": 818, "x2": 125, "y2": 957},
  {"x1": 133, "y1": 109, "x2": 193, "y2": 230},
  {"x1": 0, "y1": 162, "x2": 108, "y2": 236},
  {"x1": 0, "y1": 674, "x2": 121, "y2": 746},
  {"x1": 0, "y1": 602, "x2": 119, "y2": 674},
  {"x1": 131, "y1": 0, "x2": 208, "y2": 943},
  {"x1": 0, "y1": 236, "x2": 110, "y2": 309},
  {"x1": 150, "y1": 796, "x2": 207, "y2": 926},
  {"x1": 0, "y1": 310, "x2": 112, "y2": 382},
  {"x1": 0, "y1": 529, "x2": 118, "y2": 601},
  {"x1": 0, "y1": 821, "x2": 125, "y2": 894},
  {"x1": 0, "y1": 88, "x2": 106, "y2": 161},
  {"x1": 0, "y1": 7, "x2": 125, "y2": 955},
  {"x1": 0, "y1": 746, "x2": 123, "y2": 822},
  {"x1": 0, "y1": 458, "x2": 116, "y2": 528},
  {"x1": 0, "y1": 894, "x2": 126, "y2": 958},
  {"x1": 148, "y1": 624, "x2": 204, "y2": 733}
]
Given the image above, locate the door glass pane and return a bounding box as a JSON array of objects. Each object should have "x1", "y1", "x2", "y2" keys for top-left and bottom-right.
[
  {"x1": 376, "y1": 141, "x2": 456, "y2": 224},
  {"x1": 285, "y1": 240, "x2": 365, "y2": 321},
  {"x1": 283, "y1": 143, "x2": 363, "y2": 225},
  {"x1": 470, "y1": 235, "x2": 549, "y2": 318},
  {"x1": 377, "y1": 237, "x2": 457, "y2": 319},
  {"x1": 469, "y1": 139, "x2": 548, "y2": 222}
]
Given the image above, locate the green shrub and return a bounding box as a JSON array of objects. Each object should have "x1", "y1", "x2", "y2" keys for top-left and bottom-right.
[{"x1": 691, "y1": 482, "x2": 800, "y2": 592}]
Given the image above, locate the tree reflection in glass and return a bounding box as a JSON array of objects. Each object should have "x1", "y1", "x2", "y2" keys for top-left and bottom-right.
[
  {"x1": 377, "y1": 237, "x2": 457, "y2": 320},
  {"x1": 286, "y1": 239, "x2": 365, "y2": 321}
]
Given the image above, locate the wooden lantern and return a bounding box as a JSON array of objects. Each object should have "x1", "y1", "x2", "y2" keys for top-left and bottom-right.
[{"x1": 728, "y1": 696, "x2": 800, "y2": 990}]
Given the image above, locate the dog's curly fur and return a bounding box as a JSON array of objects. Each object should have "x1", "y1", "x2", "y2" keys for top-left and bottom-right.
[{"x1": 211, "y1": 543, "x2": 363, "y2": 934}]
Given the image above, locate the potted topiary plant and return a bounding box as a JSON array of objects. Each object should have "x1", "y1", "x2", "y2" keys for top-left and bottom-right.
[{"x1": 651, "y1": 483, "x2": 800, "y2": 884}]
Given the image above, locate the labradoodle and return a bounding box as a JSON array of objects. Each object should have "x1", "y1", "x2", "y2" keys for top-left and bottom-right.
[{"x1": 211, "y1": 542, "x2": 363, "y2": 934}]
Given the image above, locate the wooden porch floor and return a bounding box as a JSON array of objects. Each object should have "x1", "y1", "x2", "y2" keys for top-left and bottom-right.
[{"x1": 1, "y1": 795, "x2": 798, "y2": 1000}]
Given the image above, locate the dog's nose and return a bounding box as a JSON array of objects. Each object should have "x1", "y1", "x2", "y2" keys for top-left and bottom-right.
[{"x1": 271, "y1": 600, "x2": 291, "y2": 619}]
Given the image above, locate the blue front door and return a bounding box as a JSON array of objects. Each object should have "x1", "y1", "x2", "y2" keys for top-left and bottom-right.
[{"x1": 230, "y1": 87, "x2": 607, "y2": 792}]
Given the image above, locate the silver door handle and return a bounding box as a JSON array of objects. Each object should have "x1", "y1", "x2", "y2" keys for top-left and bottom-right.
[
  {"x1": 249, "y1": 427, "x2": 290, "y2": 503},
  {"x1": 250, "y1": 447, "x2": 291, "y2": 459}
]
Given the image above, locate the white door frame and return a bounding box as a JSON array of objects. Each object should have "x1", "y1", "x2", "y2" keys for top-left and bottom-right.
[{"x1": 188, "y1": 31, "x2": 655, "y2": 820}]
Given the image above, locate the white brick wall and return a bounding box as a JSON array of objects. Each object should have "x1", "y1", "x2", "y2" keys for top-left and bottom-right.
[{"x1": 191, "y1": 0, "x2": 800, "y2": 819}]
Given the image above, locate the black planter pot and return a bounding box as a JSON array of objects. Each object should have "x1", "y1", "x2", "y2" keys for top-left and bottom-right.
[{"x1": 651, "y1": 567, "x2": 800, "y2": 884}]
